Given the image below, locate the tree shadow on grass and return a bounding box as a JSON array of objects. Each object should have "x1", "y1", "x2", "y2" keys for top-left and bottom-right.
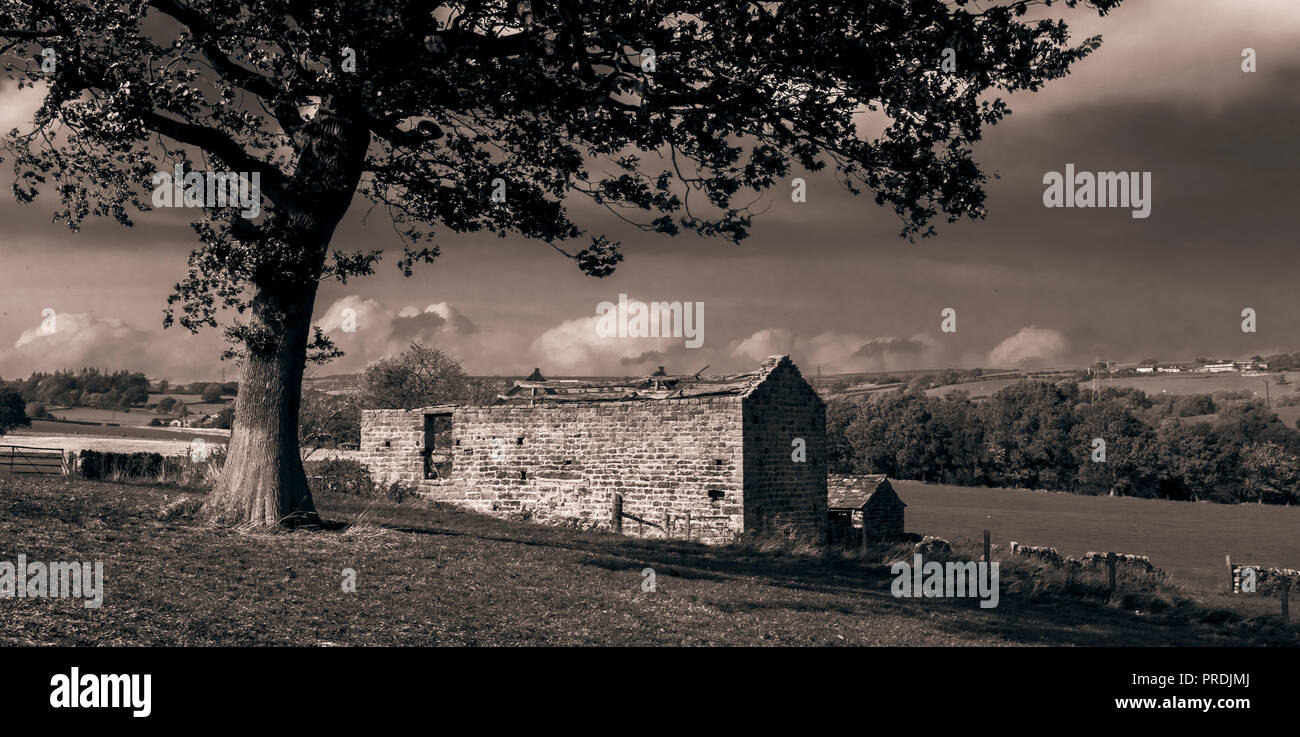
[{"x1": 314, "y1": 498, "x2": 1277, "y2": 646}]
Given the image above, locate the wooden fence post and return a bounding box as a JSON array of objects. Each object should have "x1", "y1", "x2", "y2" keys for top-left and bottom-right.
[
  {"x1": 1107, "y1": 554, "x2": 1118, "y2": 596},
  {"x1": 1283, "y1": 579, "x2": 1291, "y2": 625},
  {"x1": 1227, "y1": 554, "x2": 1234, "y2": 594},
  {"x1": 983, "y1": 529, "x2": 991, "y2": 563},
  {"x1": 612, "y1": 493, "x2": 623, "y2": 533},
  {"x1": 685, "y1": 512, "x2": 691, "y2": 542}
]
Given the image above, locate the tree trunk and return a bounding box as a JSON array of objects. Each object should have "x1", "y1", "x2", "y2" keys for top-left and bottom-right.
[
  {"x1": 202, "y1": 286, "x2": 321, "y2": 527},
  {"x1": 200, "y1": 104, "x2": 369, "y2": 528}
]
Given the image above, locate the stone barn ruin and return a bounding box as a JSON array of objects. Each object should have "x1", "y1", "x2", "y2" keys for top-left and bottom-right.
[{"x1": 360, "y1": 355, "x2": 827, "y2": 544}]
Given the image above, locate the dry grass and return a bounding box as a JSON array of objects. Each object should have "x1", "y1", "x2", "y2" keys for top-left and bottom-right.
[
  {"x1": 3, "y1": 475, "x2": 1297, "y2": 646},
  {"x1": 896, "y1": 480, "x2": 1300, "y2": 593}
]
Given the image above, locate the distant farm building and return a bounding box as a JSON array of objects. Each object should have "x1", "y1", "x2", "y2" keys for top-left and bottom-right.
[
  {"x1": 360, "y1": 355, "x2": 828, "y2": 545},
  {"x1": 827, "y1": 473, "x2": 906, "y2": 542}
]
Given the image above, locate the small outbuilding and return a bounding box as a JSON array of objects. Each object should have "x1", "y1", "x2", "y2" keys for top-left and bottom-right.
[{"x1": 827, "y1": 473, "x2": 906, "y2": 542}]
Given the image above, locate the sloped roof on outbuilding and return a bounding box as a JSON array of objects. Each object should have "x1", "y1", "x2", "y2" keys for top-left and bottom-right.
[{"x1": 827, "y1": 474, "x2": 905, "y2": 510}]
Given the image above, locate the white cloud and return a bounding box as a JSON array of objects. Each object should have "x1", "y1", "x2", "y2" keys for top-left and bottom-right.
[
  {"x1": 729, "y1": 328, "x2": 799, "y2": 364},
  {"x1": 988, "y1": 326, "x2": 1069, "y2": 367},
  {"x1": 314, "y1": 296, "x2": 513, "y2": 375},
  {"x1": 730, "y1": 328, "x2": 951, "y2": 373},
  {"x1": 530, "y1": 312, "x2": 680, "y2": 375},
  {"x1": 0, "y1": 311, "x2": 222, "y2": 379},
  {"x1": 0, "y1": 80, "x2": 45, "y2": 133}
]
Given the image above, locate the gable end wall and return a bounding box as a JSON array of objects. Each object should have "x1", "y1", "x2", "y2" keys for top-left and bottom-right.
[{"x1": 741, "y1": 358, "x2": 828, "y2": 540}]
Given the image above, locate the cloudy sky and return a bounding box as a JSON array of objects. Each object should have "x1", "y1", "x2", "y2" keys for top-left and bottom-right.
[{"x1": 2, "y1": 0, "x2": 1298, "y2": 381}]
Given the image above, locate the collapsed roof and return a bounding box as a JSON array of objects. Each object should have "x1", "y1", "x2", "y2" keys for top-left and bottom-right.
[{"x1": 490, "y1": 354, "x2": 793, "y2": 405}]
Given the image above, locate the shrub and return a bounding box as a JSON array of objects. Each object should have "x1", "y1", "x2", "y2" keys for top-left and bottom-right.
[
  {"x1": 0, "y1": 389, "x2": 30, "y2": 435},
  {"x1": 77, "y1": 450, "x2": 165, "y2": 480},
  {"x1": 162, "y1": 448, "x2": 226, "y2": 489},
  {"x1": 1274, "y1": 393, "x2": 1300, "y2": 408},
  {"x1": 305, "y1": 458, "x2": 373, "y2": 495},
  {"x1": 25, "y1": 402, "x2": 47, "y2": 419},
  {"x1": 379, "y1": 480, "x2": 421, "y2": 503},
  {"x1": 72, "y1": 448, "x2": 224, "y2": 489},
  {"x1": 214, "y1": 407, "x2": 234, "y2": 429},
  {"x1": 305, "y1": 458, "x2": 420, "y2": 503}
]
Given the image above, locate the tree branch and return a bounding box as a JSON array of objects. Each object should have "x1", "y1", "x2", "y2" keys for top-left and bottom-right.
[
  {"x1": 147, "y1": 0, "x2": 307, "y2": 133},
  {"x1": 138, "y1": 109, "x2": 288, "y2": 197}
]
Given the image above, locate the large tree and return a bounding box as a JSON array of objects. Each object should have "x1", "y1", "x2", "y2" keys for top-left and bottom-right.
[
  {"x1": 0, "y1": 0, "x2": 1121, "y2": 526},
  {"x1": 361, "y1": 342, "x2": 494, "y2": 410},
  {"x1": 0, "y1": 389, "x2": 31, "y2": 436}
]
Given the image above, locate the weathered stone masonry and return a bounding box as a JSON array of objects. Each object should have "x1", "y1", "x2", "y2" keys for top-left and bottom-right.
[{"x1": 360, "y1": 355, "x2": 827, "y2": 544}]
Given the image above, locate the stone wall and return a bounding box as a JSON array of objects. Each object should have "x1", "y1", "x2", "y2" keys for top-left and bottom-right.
[
  {"x1": 741, "y1": 357, "x2": 827, "y2": 540},
  {"x1": 359, "y1": 354, "x2": 829, "y2": 545},
  {"x1": 862, "y1": 488, "x2": 905, "y2": 542},
  {"x1": 413, "y1": 397, "x2": 746, "y2": 544},
  {"x1": 358, "y1": 409, "x2": 423, "y2": 484},
  {"x1": 1231, "y1": 564, "x2": 1299, "y2": 594}
]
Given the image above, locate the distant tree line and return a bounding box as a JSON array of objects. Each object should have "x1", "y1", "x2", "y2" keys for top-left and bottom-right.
[
  {"x1": 5, "y1": 369, "x2": 150, "y2": 411},
  {"x1": 828, "y1": 381, "x2": 1300, "y2": 505},
  {"x1": 153, "y1": 380, "x2": 239, "y2": 398},
  {"x1": 1258, "y1": 352, "x2": 1300, "y2": 371},
  {"x1": 0, "y1": 370, "x2": 240, "y2": 413}
]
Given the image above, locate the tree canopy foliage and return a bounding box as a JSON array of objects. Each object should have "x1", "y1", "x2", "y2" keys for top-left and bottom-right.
[
  {"x1": 0, "y1": 389, "x2": 31, "y2": 435},
  {"x1": 361, "y1": 342, "x2": 495, "y2": 409}
]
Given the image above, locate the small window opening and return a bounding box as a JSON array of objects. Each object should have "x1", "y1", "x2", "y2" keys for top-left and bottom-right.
[{"x1": 707, "y1": 489, "x2": 725, "y2": 502}]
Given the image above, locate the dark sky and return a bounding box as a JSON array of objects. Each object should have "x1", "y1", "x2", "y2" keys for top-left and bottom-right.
[{"x1": 2, "y1": 0, "x2": 1297, "y2": 380}]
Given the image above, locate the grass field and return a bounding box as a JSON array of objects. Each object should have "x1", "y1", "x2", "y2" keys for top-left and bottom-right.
[
  {"x1": 0, "y1": 431, "x2": 362, "y2": 460},
  {"x1": 0, "y1": 434, "x2": 213, "y2": 456},
  {"x1": 2, "y1": 476, "x2": 1295, "y2": 646},
  {"x1": 1273, "y1": 405, "x2": 1300, "y2": 427},
  {"x1": 15, "y1": 419, "x2": 228, "y2": 440},
  {"x1": 894, "y1": 480, "x2": 1300, "y2": 595},
  {"x1": 43, "y1": 396, "x2": 231, "y2": 428},
  {"x1": 3, "y1": 418, "x2": 231, "y2": 457},
  {"x1": 1083, "y1": 371, "x2": 1300, "y2": 398},
  {"x1": 4, "y1": 420, "x2": 230, "y2": 456},
  {"x1": 923, "y1": 377, "x2": 1030, "y2": 399}
]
